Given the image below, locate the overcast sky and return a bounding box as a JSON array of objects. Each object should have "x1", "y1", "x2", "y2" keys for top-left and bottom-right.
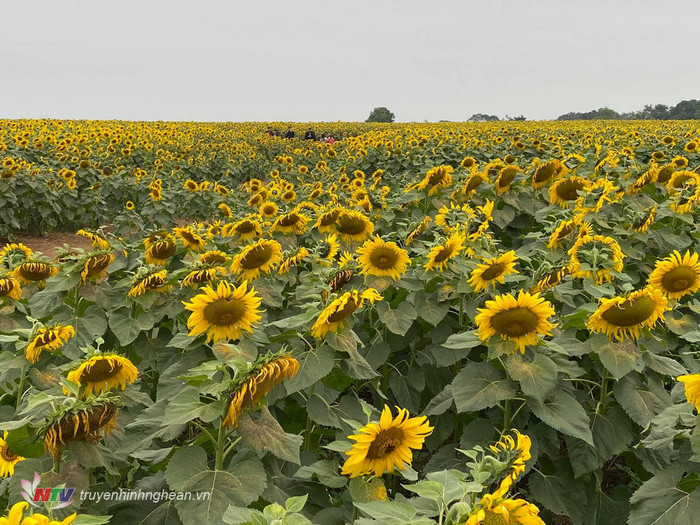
[{"x1": 1, "y1": 0, "x2": 698, "y2": 122}]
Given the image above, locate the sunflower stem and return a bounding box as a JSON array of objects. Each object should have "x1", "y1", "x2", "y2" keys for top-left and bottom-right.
[
  {"x1": 502, "y1": 399, "x2": 511, "y2": 434},
  {"x1": 15, "y1": 365, "x2": 26, "y2": 410},
  {"x1": 215, "y1": 424, "x2": 226, "y2": 470},
  {"x1": 191, "y1": 420, "x2": 217, "y2": 450},
  {"x1": 222, "y1": 436, "x2": 241, "y2": 464},
  {"x1": 597, "y1": 369, "x2": 609, "y2": 415}
]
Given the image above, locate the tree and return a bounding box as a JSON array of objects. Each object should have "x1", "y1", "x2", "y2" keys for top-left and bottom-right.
[
  {"x1": 468, "y1": 113, "x2": 500, "y2": 122},
  {"x1": 366, "y1": 107, "x2": 395, "y2": 123}
]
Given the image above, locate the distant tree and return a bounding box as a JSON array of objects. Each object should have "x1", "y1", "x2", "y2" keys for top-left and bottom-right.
[
  {"x1": 508, "y1": 115, "x2": 527, "y2": 121},
  {"x1": 366, "y1": 107, "x2": 395, "y2": 123},
  {"x1": 468, "y1": 113, "x2": 500, "y2": 122},
  {"x1": 668, "y1": 99, "x2": 700, "y2": 120}
]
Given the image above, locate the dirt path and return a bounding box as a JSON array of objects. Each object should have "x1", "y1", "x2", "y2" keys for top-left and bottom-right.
[{"x1": 3, "y1": 232, "x2": 94, "y2": 258}]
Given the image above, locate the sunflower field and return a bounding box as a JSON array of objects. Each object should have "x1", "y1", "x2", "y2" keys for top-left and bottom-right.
[{"x1": 1, "y1": 119, "x2": 700, "y2": 525}]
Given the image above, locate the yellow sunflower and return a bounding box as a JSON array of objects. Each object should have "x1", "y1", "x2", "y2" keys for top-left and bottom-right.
[
  {"x1": 405, "y1": 216, "x2": 431, "y2": 246},
  {"x1": 278, "y1": 247, "x2": 310, "y2": 275},
  {"x1": 222, "y1": 354, "x2": 300, "y2": 428},
  {"x1": 547, "y1": 216, "x2": 582, "y2": 250},
  {"x1": 356, "y1": 236, "x2": 410, "y2": 281},
  {"x1": 465, "y1": 492, "x2": 544, "y2": 525},
  {"x1": 434, "y1": 202, "x2": 476, "y2": 232},
  {"x1": 461, "y1": 171, "x2": 488, "y2": 194},
  {"x1": 184, "y1": 179, "x2": 199, "y2": 191},
  {"x1": 222, "y1": 218, "x2": 263, "y2": 240},
  {"x1": 199, "y1": 250, "x2": 230, "y2": 265},
  {"x1": 230, "y1": 239, "x2": 283, "y2": 281},
  {"x1": 495, "y1": 165, "x2": 522, "y2": 194},
  {"x1": 334, "y1": 210, "x2": 374, "y2": 242},
  {"x1": 311, "y1": 288, "x2": 382, "y2": 339},
  {"x1": 568, "y1": 234, "x2": 625, "y2": 283},
  {"x1": 25, "y1": 325, "x2": 76, "y2": 364},
  {"x1": 0, "y1": 275, "x2": 22, "y2": 300},
  {"x1": 475, "y1": 291, "x2": 556, "y2": 353},
  {"x1": 678, "y1": 374, "x2": 700, "y2": 412},
  {"x1": 532, "y1": 159, "x2": 565, "y2": 189},
  {"x1": 81, "y1": 252, "x2": 114, "y2": 283},
  {"x1": 341, "y1": 405, "x2": 433, "y2": 478},
  {"x1": 632, "y1": 206, "x2": 657, "y2": 233},
  {"x1": 648, "y1": 250, "x2": 700, "y2": 299},
  {"x1": 489, "y1": 430, "x2": 532, "y2": 495},
  {"x1": 13, "y1": 260, "x2": 58, "y2": 286},
  {"x1": 530, "y1": 266, "x2": 571, "y2": 293},
  {"x1": 66, "y1": 354, "x2": 138, "y2": 397},
  {"x1": 259, "y1": 200, "x2": 279, "y2": 218},
  {"x1": 587, "y1": 287, "x2": 668, "y2": 340},
  {"x1": 181, "y1": 266, "x2": 227, "y2": 287},
  {"x1": 0, "y1": 242, "x2": 33, "y2": 263},
  {"x1": 0, "y1": 431, "x2": 25, "y2": 478},
  {"x1": 76, "y1": 229, "x2": 110, "y2": 250},
  {"x1": 424, "y1": 231, "x2": 466, "y2": 272},
  {"x1": 272, "y1": 211, "x2": 310, "y2": 235},
  {"x1": 183, "y1": 280, "x2": 262, "y2": 343},
  {"x1": 549, "y1": 176, "x2": 591, "y2": 208},
  {"x1": 128, "y1": 269, "x2": 171, "y2": 297},
  {"x1": 173, "y1": 227, "x2": 207, "y2": 252},
  {"x1": 411, "y1": 165, "x2": 454, "y2": 196},
  {"x1": 468, "y1": 251, "x2": 519, "y2": 292},
  {"x1": 1, "y1": 502, "x2": 77, "y2": 525}
]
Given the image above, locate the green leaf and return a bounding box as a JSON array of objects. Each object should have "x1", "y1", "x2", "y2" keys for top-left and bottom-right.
[
  {"x1": 629, "y1": 464, "x2": 700, "y2": 525},
  {"x1": 109, "y1": 307, "x2": 155, "y2": 346},
  {"x1": 163, "y1": 387, "x2": 225, "y2": 425},
  {"x1": 377, "y1": 301, "x2": 416, "y2": 336},
  {"x1": 4, "y1": 425, "x2": 44, "y2": 458},
  {"x1": 681, "y1": 331, "x2": 700, "y2": 343},
  {"x1": 355, "y1": 501, "x2": 417, "y2": 522},
  {"x1": 527, "y1": 390, "x2": 593, "y2": 445},
  {"x1": 295, "y1": 459, "x2": 347, "y2": 488},
  {"x1": 286, "y1": 494, "x2": 308, "y2": 513},
  {"x1": 597, "y1": 338, "x2": 640, "y2": 379},
  {"x1": 284, "y1": 346, "x2": 335, "y2": 394},
  {"x1": 442, "y1": 331, "x2": 482, "y2": 350},
  {"x1": 613, "y1": 373, "x2": 674, "y2": 427},
  {"x1": 166, "y1": 446, "x2": 267, "y2": 525},
  {"x1": 505, "y1": 353, "x2": 557, "y2": 402},
  {"x1": 414, "y1": 292, "x2": 449, "y2": 325},
  {"x1": 529, "y1": 465, "x2": 587, "y2": 525},
  {"x1": 238, "y1": 407, "x2": 302, "y2": 464},
  {"x1": 349, "y1": 478, "x2": 389, "y2": 504},
  {"x1": 451, "y1": 361, "x2": 517, "y2": 413}
]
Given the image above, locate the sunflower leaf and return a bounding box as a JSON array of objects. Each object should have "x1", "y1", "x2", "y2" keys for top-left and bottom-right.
[
  {"x1": 238, "y1": 407, "x2": 302, "y2": 464},
  {"x1": 629, "y1": 464, "x2": 700, "y2": 525},
  {"x1": 527, "y1": 389, "x2": 594, "y2": 445},
  {"x1": 451, "y1": 361, "x2": 517, "y2": 413}
]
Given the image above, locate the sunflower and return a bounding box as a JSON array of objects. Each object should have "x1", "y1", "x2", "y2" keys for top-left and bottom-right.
[
  {"x1": 184, "y1": 179, "x2": 199, "y2": 191},
  {"x1": 278, "y1": 247, "x2": 310, "y2": 275},
  {"x1": 678, "y1": 374, "x2": 700, "y2": 412},
  {"x1": 655, "y1": 163, "x2": 676, "y2": 183},
  {"x1": 0, "y1": 431, "x2": 25, "y2": 478},
  {"x1": 77, "y1": 229, "x2": 110, "y2": 250},
  {"x1": 219, "y1": 202, "x2": 233, "y2": 218},
  {"x1": 14, "y1": 260, "x2": 58, "y2": 285},
  {"x1": 0, "y1": 242, "x2": 33, "y2": 263},
  {"x1": 434, "y1": 202, "x2": 476, "y2": 232},
  {"x1": 465, "y1": 492, "x2": 545, "y2": 525},
  {"x1": 405, "y1": 216, "x2": 431, "y2": 246},
  {"x1": 334, "y1": 210, "x2": 374, "y2": 242},
  {"x1": 125, "y1": 200, "x2": 135, "y2": 211},
  {"x1": 568, "y1": 234, "x2": 625, "y2": 283},
  {"x1": 230, "y1": 239, "x2": 283, "y2": 280},
  {"x1": 532, "y1": 159, "x2": 565, "y2": 189},
  {"x1": 475, "y1": 291, "x2": 556, "y2": 353},
  {"x1": 468, "y1": 251, "x2": 519, "y2": 292},
  {"x1": 0, "y1": 275, "x2": 22, "y2": 300},
  {"x1": 460, "y1": 156, "x2": 477, "y2": 169},
  {"x1": 587, "y1": 287, "x2": 668, "y2": 340},
  {"x1": 144, "y1": 235, "x2": 177, "y2": 265},
  {"x1": 183, "y1": 280, "x2": 262, "y2": 343},
  {"x1": 495, "y1": 165, "x2": 522, "y2": 194},
  {"x1": 530, "y1": 265, "x2": 570, "y2": 293},
  {"x1": 467, "y1": 200, "x2": 495, "y2": 242},
  {"x1": 259, "y1": 200, "x2": 279, "y2": 218},
  {"x1": 311, "y1": 288, "x2": 382, "y2": 339},
  {"x1": 411, "y1": 165, "x2": 453, "y2": 196},
  {"x1": 632, "y1": 206, "x2": 657, "y2": 233},
  {"x1": 341, "y1": 405, "x2": 433, "y2": 478},
  {"x1": 672, "y1": 155, "x2": 689, "y2": 169},
  {"x1": 248, "y1": 192, "x2": 265, "y2": 206},
  {"x1": 66, "y1": 354, "x2": 138, "y2": 397},
  {"x1": 424, "y1": 231, "x2": 466, "y2": 272},
  {"x1": 549, "y1": 176, "x2": 591, "y2": 208},
  {"x1": 322, "y1": 269, "x2": 355, "y2": 302},
  {"x1": 355, "y1": 236, "x2": 410, "y2": 281},
  {"x1": 173, "y1": 226, "x2": 207, "y2": 252},
  {"x1": 1, "y1": 502, "x2": 77, "y2": 525},
  {"x1": 200, "y1": 250, "x2": 230, "y2": 265},
  {"x1": 25, "y1": 325, "x2": 76, "y2": 364},
  {"x1": 272, "y1": 211, "x2": 310, "y2": 235},
  {"x1": 222, "y1": 353, "x2": 300, "y2": 428},
  {"x1": 81, "y1": 252, "x2": 114, "y2": 283},
  {"x1": 489, "y1": 430, "x2": 532, "y2": 495},
  {"x1": 222, "y1": 218, "x2": 263, "y2": 240},
  {"x1": 462, "y1": 171, "x2": 488, "y2": 194},
  {"x1": 127, "y1": 269, "x2": 171, "y2": 297},
  {"x1": 181, "y1": 266, "x2": 227, "y2": 287},
  {"x1": 648, "y1": 250, "x2": 700, "y2": 299}
]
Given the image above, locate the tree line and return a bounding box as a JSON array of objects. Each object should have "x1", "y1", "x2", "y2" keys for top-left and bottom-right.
[{"x1": 556, "y1": 99, "x2": 700, "y2": 121}]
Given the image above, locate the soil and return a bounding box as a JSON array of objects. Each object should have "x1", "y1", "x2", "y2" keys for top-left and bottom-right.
[{"x1": 1, "y1": 232, "x2": 95, "y2": 258}]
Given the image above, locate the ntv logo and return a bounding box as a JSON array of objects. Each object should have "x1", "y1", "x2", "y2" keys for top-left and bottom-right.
[{"x1": 21, "y1": 472, "x2": 74, "y2": 509}]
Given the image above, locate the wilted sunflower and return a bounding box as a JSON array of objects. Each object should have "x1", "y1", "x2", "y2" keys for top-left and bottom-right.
[
  {"x1": 465, "y1": 492, "x2": 545, "y2": 525},
  {"x1": 568, "y1": 234, "x2": 625, "y2": 283},
  {"x1": 322, "y1": 269, "x2": 355, "y2": 302},
  {"x1": 648, "y1": 250, "x2": 700, "y2": 300},
  {"x1": 222, "y1": 353, "x2": 300, "y2": 428},
  {"x1": 628, "y1": 167, "x2": 657, "y2": 194},
  {"x1": 259, "y1": 200, "x2": 279, "y2": 218},
  {"x1": 80, "y1": 252, "x2": 114, "y2": 283},
  {"x1": 14, "y1": 260, "x2": 58, "y2": 286},
  {"x1": 489, "y1": 430, "x2": 532, "y2": 495},
  {"x1": 0, "y1": 431, "x2": 25, "y2": 477},
  {"x1": 311, "y1": 288, "x2": 382, "y2": 338},
  {"x1": 495, "y1": 165, "x2": 522, "y2": 194},
  {"x1": 0, "y1": 275, "x2": 22, "y2": 300},
  {"x1": 173, "y1": 226, "x2": 207, "y2": 252},
  {"x1": 475, "y1": 291, "x2": 556, "y2": 353},
  {"x1": 334, "y1": 210, "x2": 374, "y2": 242},
  {"x1": 181, "y1": 266, "x2": 227, "y2": 287},
  {"x1": 341, "y1": 405, "x2": 433, "y2": 478},
  {"x1": 405, "y1": 216, "x2": 431, "y2": 246},
  {"x1": 355, "y1": 236, "x2": 410, "y2": 280},
  {"x1": 66, "y1": 354, "x2": 138, "y2": 397},
  {"x1": 0, "y1": 242, "x2": 33, "y2": 264},
  {"x1": 678, "y1": 374, "x2": 700, "y2": 412},
  {"x1": 230, "y1": 239, "x2": 283, "y2": 280},
  {"x1": 76, "y1": 229, "x2": 110, "y2": 250},
  {"x1": 183, "y1": 280, "x2": 262, "y2": 343},
  {"x1": 632, "y1": 206, "x2": 657, "y2": 233},
  {"x1": 25, "y1": 325, "x2": 76, "y2": 364},
  {"x1": 144, "y1": 232, "x2": 177, "y2": 265},
  {"x1": 587, "y1": 287, "x2": 668, "y2": 340},
  {"x1": 468, "y1": 251, "x2": 519, "y2": 292},
  {"x1": 532, "y1": 159, "x2": 565, "y2": 189},
  {"x1": 42, "y1": 393, "x2": 120, "y2": 461},
  {"x1": 199, "y1": 249, "x2": 229, "y2": 266},
  {"x1": 278, "y1": 247, "x2": 310, "y2": 275},
  {"x1": 549, "y1": 176, "x2": 591, "y2": 208},
  {"x1": 531, "y1": 265, "x2": 571, "y2": 293},
  {"x1": 128, "y1": 269, "x2": 171, "y2": 297},
  {"x1": 272, "y1": 211, "x2": 310, "y2": 235},
  {"x1": 412, "y1": 165, "x2": 453, "y2": 195},
  {"x1": 546, "y1": 216, "x2": 582, "y2": 250},
  {"x1": 424, "y1": 231, "x2": 466, "y2": 272}
]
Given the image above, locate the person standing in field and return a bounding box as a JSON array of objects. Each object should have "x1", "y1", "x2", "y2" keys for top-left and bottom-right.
[
  {"x1": 304, "y1": 127, "x2": 316, "y2": 140},
  {"x1": 285, "y1": 126, "x2": 295, "y2": 139}
]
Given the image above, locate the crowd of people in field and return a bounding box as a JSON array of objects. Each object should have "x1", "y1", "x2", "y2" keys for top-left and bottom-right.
[{"x1": 264, "y1": 126, "x2": 339, "y2": 144}]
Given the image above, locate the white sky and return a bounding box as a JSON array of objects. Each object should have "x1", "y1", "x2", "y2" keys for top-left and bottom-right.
[{"x1": 1, "y1": 0, "x2": 698, "y2": 122}]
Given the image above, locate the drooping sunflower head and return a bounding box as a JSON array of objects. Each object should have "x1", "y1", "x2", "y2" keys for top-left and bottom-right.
[
  {"x1": 272, "y1": 211, "x2": 310, "y2": 235},
  {"x1": 587, "y1": 287, "x2": 668, "y2": 341},
  {"x1": 0, "y1": 274, "x2": 22, "y2": 300},
  {"x1": 632, "y1": 206, "x2": 657, "y2": 233},
  {"x1": 530, "y1": 265, "x2": 571, "y2": 293},
  {"x1": 25, "y1": 325, "x2": 76, "y2": 364},
  {"x1": 334, "y1": 210, "x2": 374, "y2": 242},
  {"x1": 549, "y1": 176, "x2": 591, "y2": 208},
  {"x1": 144, "y1": 234, "x2": 177, "y2": 265},
  {"x1": 424, "y1": 231, "x2": 466, "y2": 272},
  {"x1": 183, "y1": 280, "x2": 262, "y2": 343},
  {"x1": 66, "y1": 354, "x2": 138, "y2": 397},
  {"x1": 0, "y1": 431, "x2": 25, "y2": 478},
  {"x1": 311, "y1": 288, "x2": 382, "y2": 339},
  {"x1": 13, "y1": 260, "x2": 58, "y2": 285},
  {"x1": 278, "y1": 247, "x2": 310, "y2": 275},
  {"x1": 495, "y1": 165, "x2": 522, "y2": 193},
  {"x1": 568, "y1": 234, "x2": 625, "y2": 284},
  {"x1": 648, "y1": 250, "x2": 700, "y2": 300},
  {"x1": 199, "y1": 250, "x2": 230, "y2": 266},
  {"x1": 173, "y1": 226, "x2": 207, "y2": 252},
  {"x1": 80, "y1": 251, "x2": 114, "y2": 283},
  {"x1": 128, "y1": 269, "x2": 171, "y2": 297},
  {"x1": 356, "y1": 236, "x2": 410, "y2": 281},
  {"x1": 489, "y1": 430, "x2": 532, "y2": 495},
  {"x1": 532, "y1": 159, "x2": 565, "y2": 189},
  {"x1": 414, "y1": 165, "x2": 454, "y2": 195},
  {"x1": 341, "y1": 405, "x2": 433, "y2": 478},
  {"x1": 547, "y1": 216, "x2": 582, "y2": 250},
  {"x1": 405, "y1": 216, "x2": 431, "y2": 246},
  {"x1": 230, "y1": 239, "x2": 283, "y2": 281},
  {"x1": 222, "y1": 353, "x2": 300, "y2": 428},
  {"x1": 313, "y1": 206, "x2": 343, "y2": 233},
  {"x1": 468, "y1": 251, "x2": 519, "y2": 293},
  {"x1": 461, "y1": 171, "x2": 488, "y2": 194},
  {"x1": 76, "y1": 229, "x2": 110, "y2": 250},
  {"x1": 475, "y1": 291, "x2": 556, "y2": 353}
]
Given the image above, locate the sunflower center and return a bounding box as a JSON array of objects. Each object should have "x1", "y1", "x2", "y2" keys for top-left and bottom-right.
[
  {"x1": 150, "y1": 240, "x2": 176, "y2": 259},
  {"x1": 556, "y1": 180, "x2": 586, "y2": 200},
  {"x1": 489, "y1": 307, "x2": 539, "y2": 337},
  {"x1": 327, "y1": 300, "x2": 359, "y2": 323},
  {"x1": 181, "y1": 231, "x2": 199, "y2": 244},
  {"x1": 279, "y1": 214, "x2": 300, "y2": 227},
  {"x1": 433, "y1": 245, "x2": 456, "y2": 264},
  {"x1": 369, "y1": 247, "x2": 399, "y2": 270},
  {"x1": 204, "y1": 297, "x2": 247, "y2": 326},
  {"x1": 428, "y1": 170, "x2": 446, "y2": 186},
  {"x1": 240, "y1": 245, "x2": 273, "y2": 269},
  {"x1": 337, "y1": 216, "x2": 367, "y2": 235},
  {"x1": 480, "y1": 509, "x2": 511, "y2": 525},
  {"x1": 601, "y1": 295, "x2": 656, "y2": 327},
  {"x1": 81, "y1": 359, "x2": 123, "y2": 382},
  {"x1": 534, "y1": 163, "x2": 556, "y2": 183},
  {"x1": 0, "y1": 444, "x2": 18, "y2": 462},
  {"x1": 36, "y1": 331, "x2": 59, "y2": 349},
  {"x1": 19, "y1": 263, "x2": 53, "y2": 281},
  {"x1": 498, "y1": 168, "x2": 518, "y2": 187},
  {"x1": 660, "y1": 266, "x2": 697, "y2": 292},
  {"x1": 657, "y1": 166, "x2": 674, "y2": 183},
  {"x1": 480, "y1": 262, "x2": 506, "y2": 281},
  {"x1": 366, "y1": 427, "x2": 406, "y2": 460},
  {"x1": 236, "y1": 221, "x2": 256, "y2": 233}
]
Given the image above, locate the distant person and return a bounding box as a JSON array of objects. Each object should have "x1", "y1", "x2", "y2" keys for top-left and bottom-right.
[
  {"x1": 285, "y1": 127, "x2": 295, "y2": 139},
  {"x1": 325, "y1": 134, "x2": 336, "y2": 145},
  {"x1": 304, "y1": 127, "x2": 316, "y2": 140},
  {"x1": 265, "y1": 127, "x2": 272, "y2": 136}
]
